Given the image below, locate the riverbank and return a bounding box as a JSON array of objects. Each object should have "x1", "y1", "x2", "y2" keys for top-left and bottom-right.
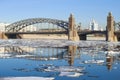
[
  {"x1": 20, "y1": 34, "x2": 106, "y2": 40},
  {"x1": 21, "y1": 34, "x2": 68, "y2": 39}
]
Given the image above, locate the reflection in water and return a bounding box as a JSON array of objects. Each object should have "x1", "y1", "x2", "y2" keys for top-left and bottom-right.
[
  {"x1": 106, "y1": 54, "x2": 114, "y2": 70},
  {"x1": 4, "y1": 46, "x2": 34, "y2": 54},
  {"x1": 0, "y1": 46, "x2": 119, "y2": 69},
  {"x1": 1, "y1": 46, "x2": 78, "y2": 63},
  {"x1": 105, "y1": 50, "x2": 120, "y2": 70},
  {"x1": 68, "y1": 46, "x2": 77, "y2": 66},
  {"x1": 0, "y1": 46, "x2": 120, "y2": 79}
]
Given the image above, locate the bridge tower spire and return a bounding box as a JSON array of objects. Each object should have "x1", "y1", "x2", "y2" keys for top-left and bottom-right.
[
  {"x1": 68, "y1": 14, "x2": 79, "y2": 41},
  {"x1": 106, "y1": 12, "x2": 117, "y2": 42}
]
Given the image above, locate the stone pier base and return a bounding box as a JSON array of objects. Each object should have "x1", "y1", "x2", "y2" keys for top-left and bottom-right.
[
  {"x1": 68, "y1": 30, "x2": 79, "y2": 41},
  {"x1": 0, "y1": 32, "x2": 8, "y2": 39}
]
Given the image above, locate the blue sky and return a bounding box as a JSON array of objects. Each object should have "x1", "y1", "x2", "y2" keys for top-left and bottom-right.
[{"x1": 0, "y1": 0, "x2": 119, "y2": 29}]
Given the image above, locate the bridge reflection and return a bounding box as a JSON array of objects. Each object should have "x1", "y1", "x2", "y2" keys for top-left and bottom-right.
[
  {"x1": 106, "y1": 51, "x2": 120, "y2": 70},
  {"x1": 1, "y1": 46, "x2": 80, "y2": 66},
  {"x1": 0, "y1": 46, "x2": 120, "y2": 69}
]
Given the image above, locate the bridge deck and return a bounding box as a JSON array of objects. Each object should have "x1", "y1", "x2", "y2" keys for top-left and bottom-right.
[
  {"x1": 78, "y1": 30, "x2": 107, "y2": 35},
  {"x1": 5, "y1": 30, "x2": 107, "y2": 35},
  {"x1": 5, "y1": 31, "x2": 68, "y2": 35}
]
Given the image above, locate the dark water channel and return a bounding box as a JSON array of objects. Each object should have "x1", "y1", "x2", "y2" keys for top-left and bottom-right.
[{"x1": 0, "y1": 46, "x2": 120, "y2": 80}]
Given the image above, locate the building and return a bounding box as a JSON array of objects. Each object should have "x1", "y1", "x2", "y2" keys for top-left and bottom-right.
[
  {"x1": 89, "y1": 19, "x2": 99, "y2": 31},
  {"x1": 0, "y1": 23, "x2": 9, "y2": 32}
]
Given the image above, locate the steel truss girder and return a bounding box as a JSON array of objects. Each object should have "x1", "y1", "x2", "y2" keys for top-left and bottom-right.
[
  {"x1": 115, "y1": 22, "x2": 120, "y2": 31},
  {"x1": 5, "y1": 18, "x2": 69, "y2": 32}
]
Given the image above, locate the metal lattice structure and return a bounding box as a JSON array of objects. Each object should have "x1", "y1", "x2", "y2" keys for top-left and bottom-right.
[
  {"x1": 115, "y1": 22, "x2": 120, "y2": 31},
  {"x1": 5, "y1": 18, "x2": 69, "y2": 32}
]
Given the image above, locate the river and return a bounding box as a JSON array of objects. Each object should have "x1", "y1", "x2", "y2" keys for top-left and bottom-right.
[{"x1": 0, "y1": 39, "x2": 120, "y2": 80}]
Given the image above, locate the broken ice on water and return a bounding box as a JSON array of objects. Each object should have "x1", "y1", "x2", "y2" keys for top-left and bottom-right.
[
  {"x1": 83, "y1": 60, "x2": 104, "y2": 64},
  {"x1": 0, "y1": 39, "x2": 119, "y2": 48},
  {"x1": 34, "y1": 64, "x2": 85, "y2": 77}
]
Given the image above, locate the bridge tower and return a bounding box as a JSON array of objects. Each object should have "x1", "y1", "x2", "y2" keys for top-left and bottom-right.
[
  {"x1": 106, "y1": 12, "x2": 117, "y2": 42},
  {"x1": 68, "y1": 14, "x2": 79, "y2": 41},
  {"x1": 0, "y1": 32, "x2": 8, "y2": 39},
  {"x1": 0, "y1": 32, "x2": 3, "y2": 39}
]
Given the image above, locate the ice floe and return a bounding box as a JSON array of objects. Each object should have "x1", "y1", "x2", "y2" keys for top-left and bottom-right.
[
  {"x1": 43, "y1": 66, "x2": 84, "y2": 72},
  {"x1": 84, "y1": 60, "x2": 104, "y2": 64},
  {"x1": 59, "y1": 72, "x2": 83, "y2": 77},
  {"x1": 0, "y1": 39, "x2": 120, "y2": 50},
  {"x1": 106, "y1": 51, "x2": 120, "y2": 56},
  {"x1": 34, "y1": 64, "x2": 85, "y2": 77}
]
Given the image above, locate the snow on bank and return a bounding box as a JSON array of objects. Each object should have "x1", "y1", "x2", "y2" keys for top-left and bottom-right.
[{"x1": 0, "y1": 77, "x2": 54, "y2": 80}]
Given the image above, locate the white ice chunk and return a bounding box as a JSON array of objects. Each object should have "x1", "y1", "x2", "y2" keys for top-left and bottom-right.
[
  {"x1": 107, "y1": 51, "x2": 120, "y2": 56},
  {"x1": 84, "y1": 60, "x2": 104, "y2": 64},
  {"x1": 59, "y1": 72, "x2": 83, "y2": 77}
]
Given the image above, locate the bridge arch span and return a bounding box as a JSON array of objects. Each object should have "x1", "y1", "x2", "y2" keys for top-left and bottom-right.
[
  {"x1": 115, "y1": 22, "x2": 120, "y2": 31},
  {"x1": 5, "y1": 18, "x2": 69, "y2": 32}
]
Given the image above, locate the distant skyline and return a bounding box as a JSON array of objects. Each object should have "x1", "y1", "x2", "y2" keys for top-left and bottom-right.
[{"x1": 0, "y1": 0, "x2": 119, "y2": 29}]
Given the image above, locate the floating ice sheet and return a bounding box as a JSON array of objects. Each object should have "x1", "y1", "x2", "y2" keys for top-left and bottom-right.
[{"x1": 0, "y1": 39, "x2": 120, "y2": 50}]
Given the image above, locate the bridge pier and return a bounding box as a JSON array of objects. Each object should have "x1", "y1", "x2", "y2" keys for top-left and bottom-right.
[
  {"x1": 16, "y1": 34, "x2": 23, "y2": 39},
  {"x1": 114, "y1": 32, "x2": 120, "y2": 41},
  {"x1": 116, "y1": 35, "x2": 120, "y2": 41},
  {"x1": 106, "y1": 12, "x2": 117, "y2": 42},
  {"x1": 0, "y1": 32, "x2": 8, "y2": 39},
  {"x1": 0, "y1": 32, "x2": 4, "y2": 39},
  {"x1": 68, "y1": 14, "x2": 79, "y2": 41}
]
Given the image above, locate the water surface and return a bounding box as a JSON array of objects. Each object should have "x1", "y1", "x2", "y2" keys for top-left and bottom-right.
[{"x1": 0, "y1": 45, "x2": 120, "y2": 80}]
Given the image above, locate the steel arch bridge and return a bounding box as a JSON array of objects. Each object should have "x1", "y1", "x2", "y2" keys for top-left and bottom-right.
[
  {"x1": 115, "y1": 22, "x2": 120, "y2": 31},
  {"x1": 5, "y1": 18, "x2": 69, "y2": 32}
]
